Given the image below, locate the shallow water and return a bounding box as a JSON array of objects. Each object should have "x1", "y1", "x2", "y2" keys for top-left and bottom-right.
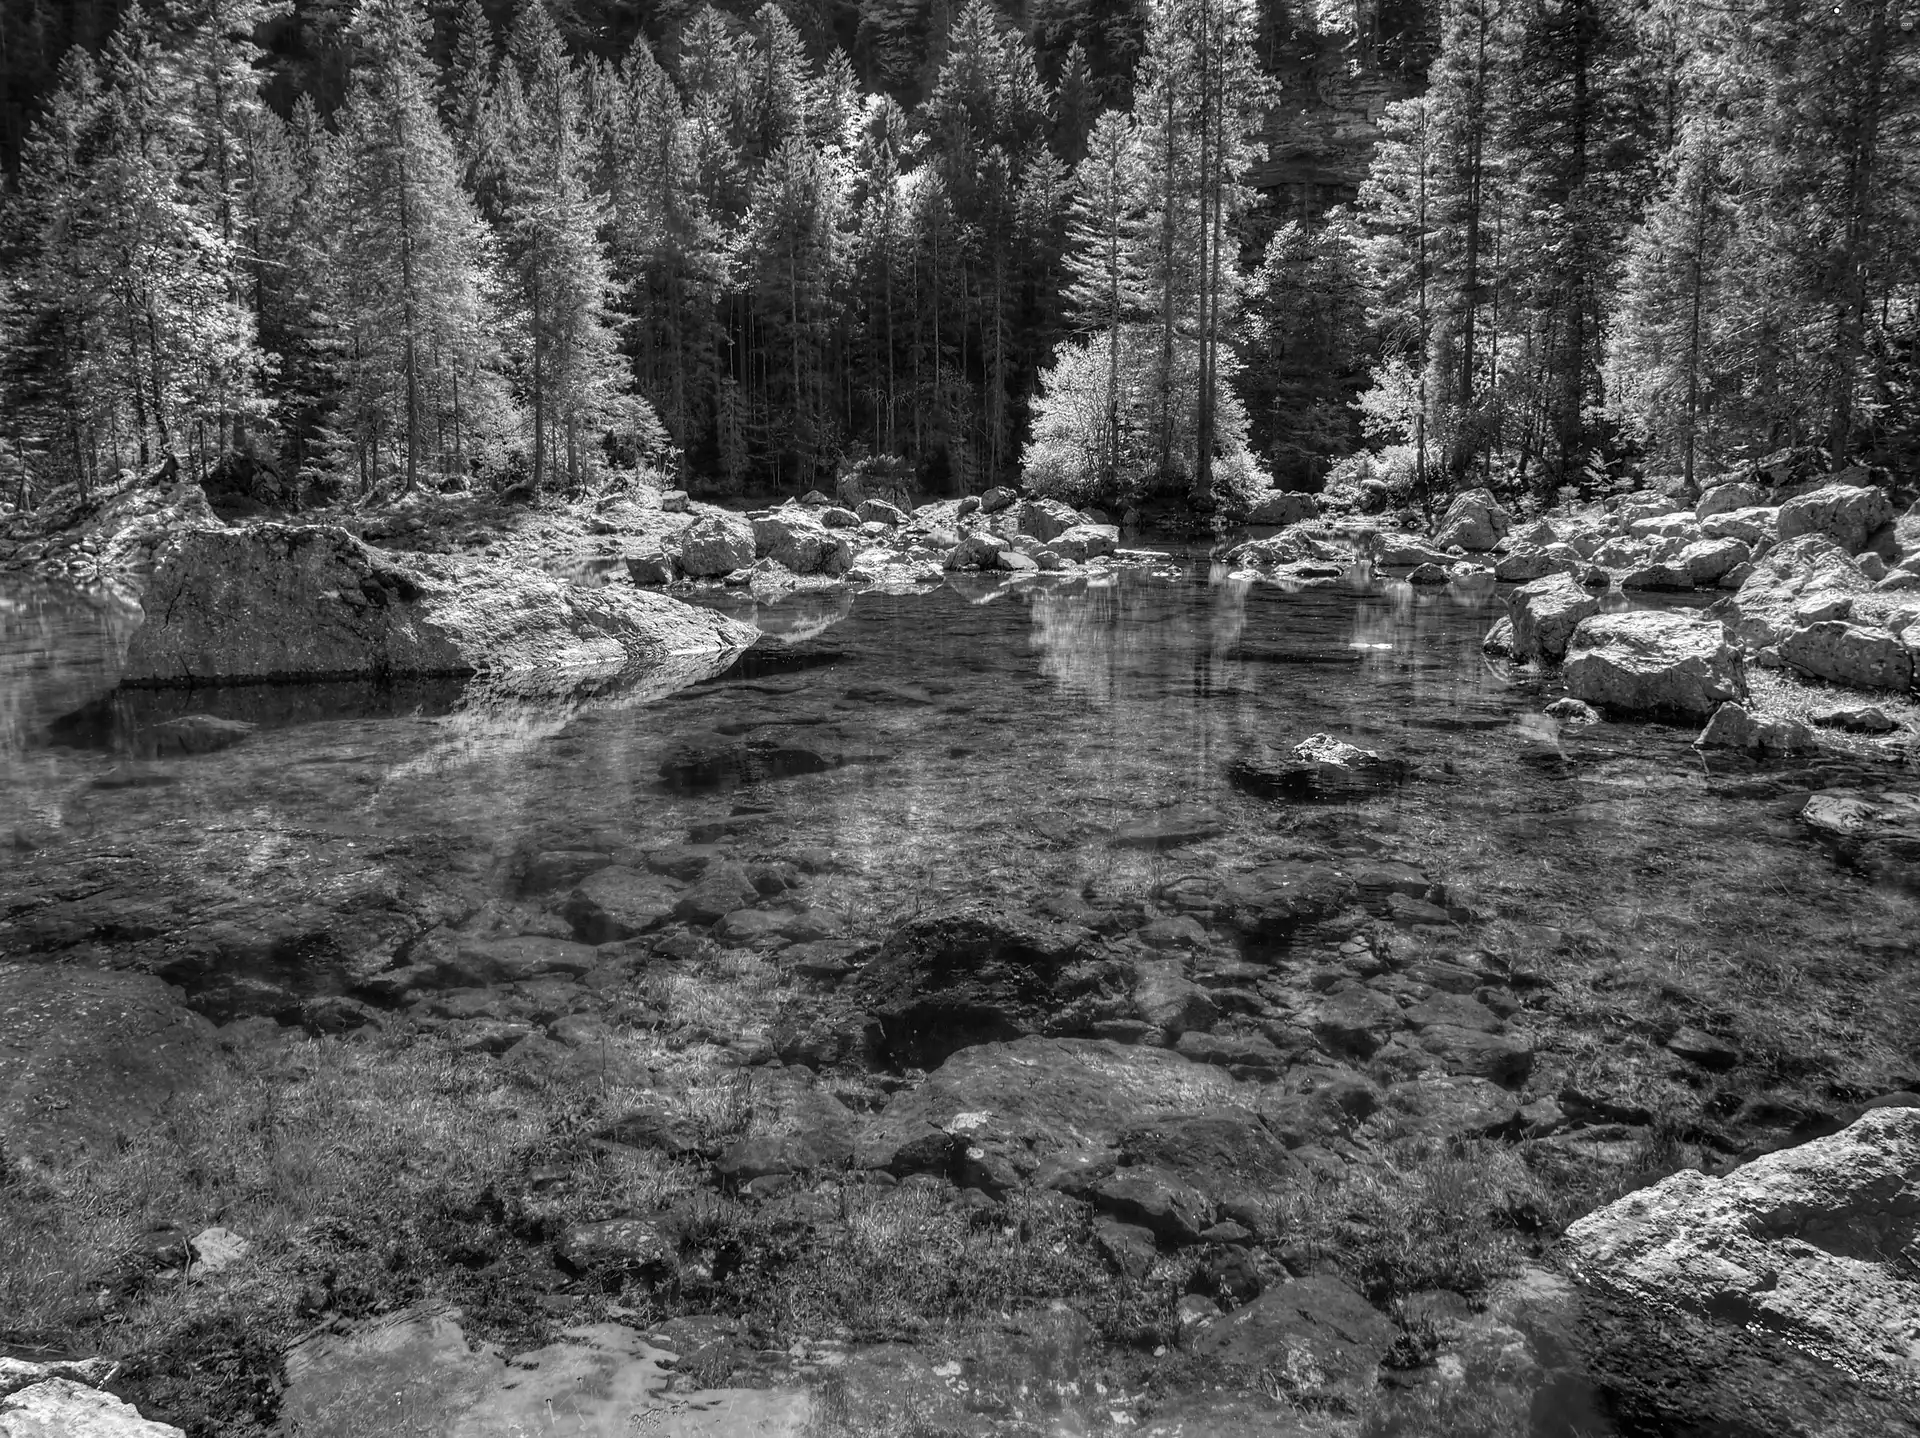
[{"x1": 5, "y1": 553, "x2": 1915, "y2": 1042}]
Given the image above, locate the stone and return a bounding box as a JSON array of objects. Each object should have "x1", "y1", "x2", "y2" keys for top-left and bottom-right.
[
  {"x1": 1696, "y1": 481, "x2": 1764, "y2": 519},
  {"x1": 997, "y1": 548, "x2": 1039, "y2": 572},
  {"x1": 1049, "y1": 524, "x2": 1119, "y2": 562},
  {"x1": 1777, "y1": 480, "x2": 1896, "y2": 555},
  {"x1": 1702, "y1": 506, "x2": 1779, "y2": 545},
  {"x1": 0, "y1": 1378, "x2": 186, "y2": 1436},
  {"x1": 1407, "y1": 562, "x2": 1450, "y2": 585},
  {"x1": 1665, "y1": 1026, "x2": 1739, "y2": 1070},
  {"x1": 1372, "y1": 534, "x2": 1453, "y2": 568},
  {"x1": 1563, "y1": 1107, "x2": 1920, "y2": 1437},
  {"x1": 1219, "y1": 861, "x2": 1358, "y2": 938},
  {"x1": 1483, "y1": 617, "x2": 1514, "y2": 655},
  {"x1": 121, "y1": 525, "x2": 756, "y2": 687},
  {"x1": 673, "y1": 866, "x2": 762, "y2": 925},
  {"x1": 1507, "y1": 572, "x2": 1600, "y2": 664},
  {"x1": 1228, "y1": 735, "x2": 1408, "y2": 802},
  {"x1": 1380, "y1": 1075, "x2": 1523, "y2": 1140},
  {"x1": 1310, "y1": 987, "x2": 1402, "y2": 1058},
  {"x1": 624, "y1": 545, "x2": 674, "y2": 586},
  {"x1": 659, "y1": 489, "x2": 690, "y2": 513},
  {"x1": 556, "y1": 1216, "x2": 676, "y2": 1274},
  {"x1": 1118, "y1": 1109, "x2": 1302, "y2": 1227},
  {"x1": 1246, "y1": 491, "x2": 1321, "y2": 526},
  {"x1": 979, "y1": 486, "x2": 1018, "y2": 513},
  {"x1": 1093, "y1": 1168, "x2": 1215, "y2": 1244},
  {"x1": 1414, "y1": 1024, "x2": 1534, "y2": 1082},
  {"x1": 1778, "y1": 621, "x2": 1914, "y2": 691},
  {"x1": 1798, "y1": 789, "x2": 1920, "y2": 890},
  {"x1": 1544, "y1": 697, "x2": 1601, "y2": 725},
  {"x1": 1714, "y1": 532, "x2": 1875, "y2": 648},
  {"x1": 133, "y1": 713, "x2": 255, "y2": 757},
  {"x1": 1621, "y1": 561, "x2": 1696, "y2": 591},
  {"x1": 818, "y1": 506, "x2": 860, "y2": 529},
  {"x1": 1109, "y1": 805, "x2": 1225, "y2": 850},
  {"x1": 560, "y1": 866, "x2": 678, "y2": 942},
  {"x1": 1093, "y1": 1219, "x2": 1158, "y2": 1279},
  {"x1": 1809, "y1": 703, "x2": 1897, "y2": 734},
  {"x1": 854, "y1": 903, "x2": 1107, "y2": 1068},
  {"x1": 1432, "y1": 487, "x2": 1512, "y2": 552},
  {"x1": 1693, "y1": 702, "x2": 1816, "y2": 755},
  {"x1": 0, "y1": 964, "x2": 213, "y2": 1162},
  {"x1": 856, "y1": 499, "x2": 908, "y2": 526},
  {"x1": 1184, "y1": 1276, "x2": 1396, "y2": 1407},
  {"x1": 1173, "y1": 1030, "x2": 1290, "y2": 1077},
  {"x1": 1563, "y1": 610, "x2": 1746, "y2": 716},
  {"x1": 749, "y1": 507, "x2": 854, "y2": 576},
  {"x1": 673, "y1": 510, "x2": 758, "y2": 577},
  {"x1": 943, "y1": 532, "x2": 1006, "y2": 571},
  {"x1": 1675, "y1": 536, "x2": 1752, "y2": 586},
  {"x1": 1013, "y1": 497, "x2": 1085, "y2": 541},
  {"x1": 1132, "y1": 960, "x2": 1219, "y2": 1036}
]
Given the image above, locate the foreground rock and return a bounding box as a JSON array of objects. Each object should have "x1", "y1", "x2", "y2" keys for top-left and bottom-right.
[
  {"x1": 1799, "y1": 789, "x2": 1920, "y2": 889},
  {"x1": 1564, "y1": 1105, "x2": 1920, "y2": 1437},
  {"x1": 1507, "y1": 572, "x2": 1599, "y2": 664},
  {"x1": 1776, "y1": 480, "x2": 1896, "y2": 555},
  {"x1": 1562, "y1": 610, "x2": 1746, "y2": 716},
  {"x1": 121, "y1": 525, "x2": 755, "y2": 688},
  {"x1": 0, "y1": 1376, "x2": 185, "y2": 1436}
]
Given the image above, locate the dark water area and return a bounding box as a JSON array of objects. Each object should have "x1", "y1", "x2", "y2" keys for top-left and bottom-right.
[{"x1": 6, "y1": 552, "x2": 1915, "y2": 1032}]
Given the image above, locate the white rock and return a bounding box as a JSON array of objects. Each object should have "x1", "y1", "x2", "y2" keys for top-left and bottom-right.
[
  {"x1": 0, "y1": 1378, "x2": 185, "y2": 1437},
  {"x1": 1563, "y1": 610, "x2": 1746, "y2": 716}
]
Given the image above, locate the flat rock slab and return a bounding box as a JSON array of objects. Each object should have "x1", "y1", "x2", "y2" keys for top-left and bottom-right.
[
  {"x1": 278, "y1": 1308, "x2": 809, "y2": 1437},
  {"x1": 0, "y1": 962, "x2": 214, "y2": 1161},
  {"x1": 1184, "y1": 1275, "x2": 1396, "y2": 1407},
  {"x1": 1564, "y1": 1106, "x2": 1920, "y2": 1436}
]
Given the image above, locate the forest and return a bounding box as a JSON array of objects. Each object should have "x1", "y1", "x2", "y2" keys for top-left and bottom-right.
[{"x1": 0, "y1": 0, "x2": 1916, "y2": 517}]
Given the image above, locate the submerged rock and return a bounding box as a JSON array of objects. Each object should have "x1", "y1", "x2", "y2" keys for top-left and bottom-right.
[
  {"x1": 1563, "y1": 610, "x2": 1746, "y2": 716},
  {"x1": 121, "y1": 524, "x2": 753, "y2": 688},
  {"x1": 1563, "y1": 1106, "x2": 1920, "y2": 1437},
  {"x1": 1228, "y1": 734, "x2": 1408, "y2": 802},
  {"x1": 1799, "y1": 789, "x2": 1920, "y2": 889}
]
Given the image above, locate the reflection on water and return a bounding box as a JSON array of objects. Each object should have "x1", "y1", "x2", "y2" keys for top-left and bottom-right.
[{"x1": 3, "y1": 553, "x2": 1916, "y2": 1016}]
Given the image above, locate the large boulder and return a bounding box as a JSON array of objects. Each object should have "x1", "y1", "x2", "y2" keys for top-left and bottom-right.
[
  {"x1": 1778, "y1": 621, "x2": 1916, "y2": 691},
  {"x1": 1494, "y1": 544, "x2": 1581, "y2": 582},
  {"x1": 1777, "y1": 481, "x2": 1896, "y2": 556},
  {"x1": 0, "y1": 1377, "x2": 186, "y2": 1435},
  {"x1": 1507, "y1": 572, "x2": 1600, "y2": 665},
  {"x1": 1711, "y1": 533, "x2": 1874, "y2": 649},
  {"x1": 1696, "y1": 481, "x2": 1765, "y2": 520},
  {"x1": 121, "y1": 526, "x2": 755, "y2": 688},
  {"x1": 1701, "y1": 506, "x2": 1779, "y2": 546},
  {"x1": 673, "y1": 509, "x2": 756, "y2": 577},
  {"x1": 1432, "y1": 488, "x2": 1512, "y2": 552},
  {"x1": 1675, "y1": 536, "x2": 1752, "y2": 587},
  {"x1": 750, "y1": 507, "x2": 854, "y2": 576},
  {"x1": 1372, "y1": 533, "x2": 1453, "y2": 567},
  {"x1": 1048, "y1": 524, "x2": 1119, "y2": 562},
  {"x1": 1184, "y1": 1277, "x2": 1398, "y2": 1408},
  {"x1": 1563, "y1": 1105, "x2": 1920, "y2": 1437},
  {"x1": 1012, "y1": 498, "x2": 1084, "y2": 542},
  {"x1": 1246, "y1": 491, "x2": 1320, "y2": 527},
  {"x1": 853, "y1": 903, "x2": 1114, "y2": 1069},
  {"x1": 1563, "y1": 610, "x2": 1746, "y2": 716}
]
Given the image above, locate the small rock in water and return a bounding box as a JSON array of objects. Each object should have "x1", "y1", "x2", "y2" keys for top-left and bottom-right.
[{"x1": 1544, "y1": 697, "x2": 1601, "y2": 726}]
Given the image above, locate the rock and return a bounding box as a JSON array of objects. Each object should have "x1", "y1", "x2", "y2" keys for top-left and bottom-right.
[
  {"x1": 0, "y1": 1378, "x2": 186, "y2": 1436},
  {"x1": 1119, "y1": 1109, "x2": 1302, "y2": 1230},
  {"x1": 750, "y1": 507, "x2": 854, "y2": 576},
  {"x1": 1093, "y1": 1168, "x2": 1214, "y2": 1244},
  {"x1": 979, "y1": 486, "x2": 1018, "y2": 513},
  {"x1": 560, "y1": 866, "x2": 679, "y2": 942},
  {"x1": 1777, "y1": 481, "x2": 1896, "y2": 555},
  {"x1": 133, "y1": 713, "x2": 255, "y2": 757},
  {"x1": 1714, "y1": 532, "x2": 1875, "y2": 648},
  {"x1": 1483, "y1": 617, "x2": 1514, "y2": 655},
  {"x1": 673, "y1": 510, "x2": 757, "y2": 577},
  {"x1": 997, "y1": 548, "x2": 1039, "y2": 572},
  {"x1": 1414, "y1": 1024, "x2": 1534, "y2": 1082},
  {"x1": 1697, "y1": 481, "x2": 1765, "y2": 519},
  {"x1": 1620, "y1": 561, "x2": 1696, "y2": 591},
  {"x1": 1563, "y1": 1107, "x2": 1920, "y2": 1437},
  {"x1": 1109, "y1": 806, "x2": 1225, "y2": 850},
  {"x1": 1185, "y1": 1276, "x2": 1396, "y2": 1407},
  {"x1": 185, "y1": 1225, "x2": 249, "y2": 1277},
  {"x1": 1544, "y1": 697, "x2": 1601, "y2": 725},
  {"x1": 1093, "y1": 1219, "x2": 1158, "y2": 1279},
  {"x1": 1702, "y1": 505, "x2": 1780, "y2": 546},
  {"x1": 1665, "y1": 1026, "x2": 1739, "y2": 1070},
  {"x1": 122, "y1": 525, "x2": 754, "y2": 687},
  {"x1": 1247, "y1": 491, "x2": 1321, "y2": 526},
  {"x1": 1407, "y1": 561, "x2": 1450, "y2": 585},
  {"x1": 1219, "y1": 861, "x2": 1358, "y2": 938},
  {"x1": 943, "y1": 532, "x2": 1006, "y2": 571},
  {"x1": 1048, "y1": 524, "x2": 1118, "y2": 562},
  {"x1": 673, "y1": 866, "x2": 762, "y2": 925},
  {"x1": 1432, "y1": 487, "x2": 1512, "y2": 552},
  {"x1": 1493, "y1": 544, "x2": 1580, "y2": 582},
  {"x1": 857, "y1": 1036, "x2": 1241, "y2": 1183},
  {"x1": 1132, "y1": 960, "x2": 1219, "y2": 1036},
  {"x1": 1372, "y1": 534, "x2": 1454, "y2": 568},
  {"x1": 623, "y1": 545, "x2": 675, "y2": 586},
  {"x1": 1173, "y1": 1029, "x2": 1290, "y2": 1077},
  {"x1": 1809, "y1": 703, "x2": 1897, "y2": 734},
  {"x1": 1228, "y1": 735, "x2": 1407, "y2": 802},
  {"x1": 1309, "y1": 987, "x2": 1403, "y2": 1058},
  {"x1": 818, "y1": 506, "x2": 860, "y2": 529},
  {"x1": 0, "y1": 964, "x2": 213, "y2": 1162},
  {"x1": 658, "y1": 489, "x2": 690, "y2": 513},
  {"x1": 1012, "y1": 497, "x2": 1085, "y2": 542},
  {"x1": 856, "y1": 499, "x2": 908, "y2": 526},
  {"x1": 1675, "y1": 536, "x2": 1752, "y2": 586},
  {"x1": 1693, "y1": 702, "x2": 1816, "y2": 755},
  {"x1": 1507, "y1": 572, "x2": 1600, "y2": 664},
  {"x1": 1798, "y1": 789, "x2": 1920, "y2": 890},
  {"x1": 556, "y1": 1216, "x2": 676, "y2": 1274},
  {"x1": 1563, "y1": 610, "x2": 1746, "y2": 716},
  {"x1": 854, "y1": 903, "x2": 1107, "y2": 1068},
  {"x1": 1380, "y1": 1075, "x2": 1523, "y2": 1140},
  {"x1": 1778, "y1": 621, "x2": 1915, "y2": 691}
]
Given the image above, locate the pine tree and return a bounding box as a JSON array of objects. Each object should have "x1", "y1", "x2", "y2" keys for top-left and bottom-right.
[
  {"x1": 1062, "y1": 109, "x2": 1145, "y2": 491},
  {"x1": 329, "y1": 0, "x2": 510, "y2": 494}
]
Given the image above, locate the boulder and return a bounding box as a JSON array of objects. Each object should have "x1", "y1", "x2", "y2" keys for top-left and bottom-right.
[
  {"x1": 856, "y1": 499, "x2": 908, "y2": 526},
  {"x1": 1798, "y1": 790, "x2": 1920, "y2": 890},
  {"x1": 1494, "y1": 544, "x2": 1581, "y2": 582},
  {"x1": 1696, "y1": 481, "x2": 1765, "y2": 519},
  {"x1": 624, "y1": 544, "x2": 674, "y2": 586},
  {"x1": 1620, "y1": 561, "x2": 1696, "y2": 591},
  {"x1": 818, "y1": 506, "x2": 860, "y2": 529},
  {"x1": 1407, "y1": 562, "x2": 1450, "y2": 585},
  {"x1": 1432, "y1": 488, "x2": 1512, "y2": 552},
  {"x1": 1778, "y1": 621, "x2": 1915, "y2": 691},
  {"x1": 750, "y1": 507, "x2": 854, "y2": 576},
  {"x1": 1693, "y1": 702, "x2": 1816, "y2": 755},
  {"x1": 943, "y1": 533, "x2": 1007, "y2": 571},
  {"x1": 1013, "y1": 498, "x2": 1084, "y2": 542},
  {"x1": 1777, "y1": 481, "x2": 1896, "y2": 555},
  {"x1": 1184, "y1": 1277, "x2": 1397, "y2": 1408},
  {"x1": 1701, "y1": 506, "x2": 1779, "y2": 546},
  {"x1": 979, "y1": 486, "x2": 1018, "y2": 514},
  {"x1": 1713, "y1": 532, "x2": 1874, "y2": 649},
  {"x1": 1246, "y1": 491, "x2": 1320, "y2": 527},
  {"x1": 673, "y1": 510, "x2": 757, "y2": 577},
  {"x1": 122, "y1": 525, "x2": 755, "y2": 687},
  {"x1": 1563, "y1": 1106, "x2": 1920, "y2": 1437},
  {"x1": 1483, "y1": 617, "x2": 1514, "y2": 656},
  {"x1": 1675, "y1": 536, "x2": 1752, "y2": 587},
  {"x1": 0, "y1": 1378, "x2": 186, "y2": 1436},
  {"x1": 1048, "y1": 524, "x2": 1118, "y2": 562},
  {"x1": 1507, "y1": 573, "x2": 1600, "y2": 665},
  {"x1": 1563, "y1": 610, "x2": 1746, "y2": 716},
  {"x1": 854, "y1": 903, "x2": 1111, "y2": 1068}
]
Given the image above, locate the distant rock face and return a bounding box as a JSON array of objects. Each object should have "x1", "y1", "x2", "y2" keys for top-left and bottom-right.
[
  {"x1": 120, "y1": 525, "x2": 755, "y2": 688},
  {"x1": 1564, "y1": 1105, "x2": 1920, "y2": 1437},
  {"x1": 1563, "y1": 610, "x2": 1746, "y2": 716}
]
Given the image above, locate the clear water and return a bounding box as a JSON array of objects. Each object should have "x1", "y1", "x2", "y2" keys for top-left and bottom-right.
[{"x1": 3, "y1": 554, "x2": 1916, "y2": 1087}]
